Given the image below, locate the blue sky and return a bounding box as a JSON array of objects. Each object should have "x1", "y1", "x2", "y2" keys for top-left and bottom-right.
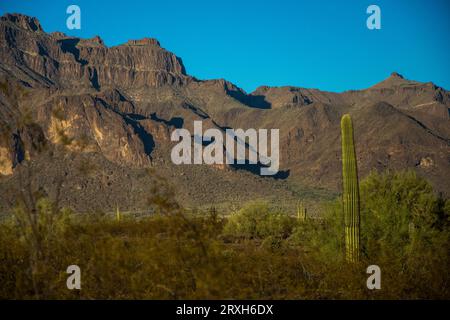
[{"x1": 1, "y1": 0, "x2": 449, "y2": 92}]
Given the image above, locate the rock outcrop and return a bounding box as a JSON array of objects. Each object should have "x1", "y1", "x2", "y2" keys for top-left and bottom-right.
[{"x1": 0, "y1": 13, "x2": 189, "y2": 90}]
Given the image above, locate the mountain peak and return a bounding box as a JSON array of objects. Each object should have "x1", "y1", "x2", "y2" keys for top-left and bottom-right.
[
  {"x1": 370, "y1": 71, "x2": 418, "y2": 89},
  {"x1": 389, "y1": 72, "x2": 404, "y2": 79},
  {"x1": 1, "y1": 13, "x2": 43, "y2": 32}
]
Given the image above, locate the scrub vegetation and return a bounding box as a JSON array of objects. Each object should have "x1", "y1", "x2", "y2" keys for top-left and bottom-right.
[{"x1": 0, "y1": 170, "x2": 448, "y2": 299}]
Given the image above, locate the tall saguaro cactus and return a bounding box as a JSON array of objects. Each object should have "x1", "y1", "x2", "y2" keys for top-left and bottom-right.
[{"x1": 340, "y1": 114, "x2": 360, "y2": 263}]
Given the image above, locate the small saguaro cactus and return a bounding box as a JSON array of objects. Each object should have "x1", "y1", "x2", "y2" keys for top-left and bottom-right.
[
  {"x1": 116, "y1": 204, "x2": 121, "y2": 222},
  {"x1": 340, "y1": 114, "x2": 361, "y2": 263},
  {"x1": 297, "y1": 201, "x2": 307, "y2": 221}
]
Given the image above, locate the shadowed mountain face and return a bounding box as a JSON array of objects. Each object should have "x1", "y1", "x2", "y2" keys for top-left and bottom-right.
[{"x1": 0, "y1": 13, "x2": 449, "y2": 212}]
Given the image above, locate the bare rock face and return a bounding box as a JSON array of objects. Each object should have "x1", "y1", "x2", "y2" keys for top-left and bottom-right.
[
  {"x1": 1, "y1": 13, "x2": 43, "y2": 32},
  {"x1": 73, "y1": 36, "x2": 189, "y2": 88},
  {"x1": 37, "y1": 94, "x2": 152, "y2": 168},
  {"x1": 0, "y1": 13, "x2": 449, "y2": 212},
  {"x1": 0, "y1": 14, "x2": 189, "y2": 90}
]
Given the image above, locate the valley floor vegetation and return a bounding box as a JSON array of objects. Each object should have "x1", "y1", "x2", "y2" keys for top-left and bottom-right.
[{"x1": 0, "y1": 170, "x2": 449, "y2": 299}]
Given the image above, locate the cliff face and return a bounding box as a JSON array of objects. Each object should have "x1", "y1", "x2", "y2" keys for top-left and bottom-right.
[
  {"x1": 0, "y1": 13, "x2": 449, "y2": 212},
  {"x1": 0, "y1": 13, "x2": 189, "y2": 90}
]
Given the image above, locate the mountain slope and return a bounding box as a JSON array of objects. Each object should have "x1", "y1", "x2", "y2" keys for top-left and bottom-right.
[{"x1": 0, "y1": 13, "x2": 449, "y2": 212}]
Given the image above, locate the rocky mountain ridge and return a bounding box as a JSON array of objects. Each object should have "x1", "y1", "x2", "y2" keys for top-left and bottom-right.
[{"x1": 0, "y1": 13, "x2": 449, "y2": 212}]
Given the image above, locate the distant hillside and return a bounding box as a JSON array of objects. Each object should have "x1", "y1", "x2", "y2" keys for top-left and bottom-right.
[{"x1": 0, "y1": 13, "x2": 449, "y2": 212}]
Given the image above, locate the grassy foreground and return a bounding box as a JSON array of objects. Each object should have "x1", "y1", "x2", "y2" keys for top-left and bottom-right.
[{"x1": 0, "y1": 170, "x2": 449, "y2": 299}]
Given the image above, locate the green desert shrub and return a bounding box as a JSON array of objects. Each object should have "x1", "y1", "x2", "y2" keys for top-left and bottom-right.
[
  {"x1": 288, "y1": 200, "x2": 344, "y2": 263},
  {"x1": 222, "y1": 201, "x2": 293, "y2": 240},
  {"x1": 360, "y1": 170, "x2": 449, "y2": 259}
]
